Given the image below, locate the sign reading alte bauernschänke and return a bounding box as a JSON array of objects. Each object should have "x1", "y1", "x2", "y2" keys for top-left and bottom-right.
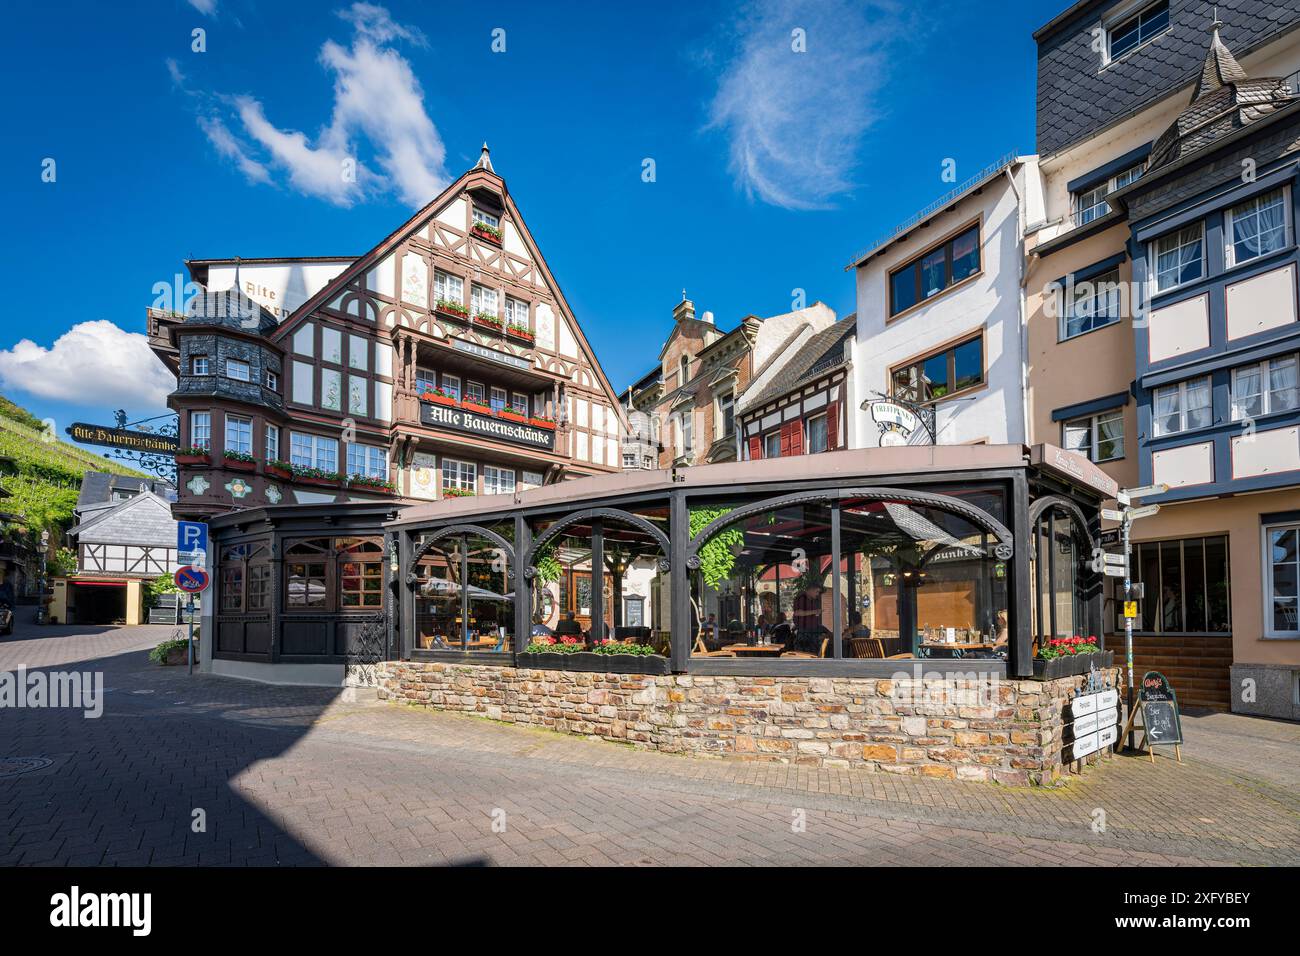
[
  {"x1": 67, "y1": 423, "x2": 180, "y2": 454},
  {"x1": 418, "y1": 404, "x2": 555, "y2": 451}
]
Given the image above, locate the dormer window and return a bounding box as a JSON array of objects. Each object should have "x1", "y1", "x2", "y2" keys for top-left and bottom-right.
[
  {"x1": 191, "y1": 355, "x2": 210, "y2": 376},
  {"x1": 1105, "y1": 1, "x2": 1169, "y2": 63},
  {"x1": 472, "y1": 208, "x2": 499, "y2": 229}
]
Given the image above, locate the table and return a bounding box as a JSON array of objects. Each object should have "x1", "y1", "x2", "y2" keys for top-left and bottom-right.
[
  {"x1": 721, "y1": 643, "x2": 785, "y2": 657},
  {"x1": 441, "y1": 637, "x2": 501, "y2": 650}
]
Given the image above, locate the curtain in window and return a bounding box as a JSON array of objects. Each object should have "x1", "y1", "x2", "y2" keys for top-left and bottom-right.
[
  {"x1": 1233, "y1": 190, "x2": 1287, "y2": 261},
  {"x1": 1233, "y1": 366, "x2": 1263, "y2": 418},
  {"x1": 1269, "y1": 357, "x2": 1298, "y2": 411},
  {"x1": 1185, "y1": 377, "x2": 1211, "y2": 428},
  {"x1": 1153, "y1": 387, "x2": 1179, "y2": 436}
]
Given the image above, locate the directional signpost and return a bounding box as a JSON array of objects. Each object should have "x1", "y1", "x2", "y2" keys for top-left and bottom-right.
[
  {"x1": 174, "y1": 563, "x2": 210, "y2": 676},
  {"x1": 1110, "y1": 484, "x2": 1168, "y2": 749}
]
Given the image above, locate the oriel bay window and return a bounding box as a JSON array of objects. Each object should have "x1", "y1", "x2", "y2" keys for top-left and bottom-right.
[
  {"x1": 190, "y1": 411, "x2": 211, "y2": 450},
  {"x1": 225, "y1": 415, "x2": 252, "y2": 455},
  {"x1": 891, "y1": 334, "x2": 984, "y2": 404},
  {"x1": 1152, "y1": 223, "x2": 1205, "y2": 293},
  {"x1": 284, "y1": 536, "x2": 384, "y2": 612},
  {"x1": 1226, "y1": 187, "x2": 1289, "y2": 267},
  {"x1": 888, "y1": 224, "x2": 980, "y2": 317}
]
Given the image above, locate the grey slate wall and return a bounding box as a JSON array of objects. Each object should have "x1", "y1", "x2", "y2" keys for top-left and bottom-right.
[{"x1": 1037, "y1": 0, "x2": 1300, "y2": 157}]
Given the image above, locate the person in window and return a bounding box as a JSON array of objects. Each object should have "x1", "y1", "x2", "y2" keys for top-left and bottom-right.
[
  {"x1": 555, "y1": 611, "x2": 583, "y2": 640},
  {"x1": 848, "y1": 610, "x2": 871, "y2": 640},
  {"x1": 769, "y1": 612, "x2": 795, "y2": 645},
  {"x1": 1161, "y1": 586, "x2": 1180, "y2": 631}
]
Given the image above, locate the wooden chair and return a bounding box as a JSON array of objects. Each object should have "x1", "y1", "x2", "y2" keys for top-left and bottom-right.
[
  {"x1": 848, "y1": 636, "x2": 884, "y2": 659},
  {"x1": 783, "y1": 637, "x2": 829, "y2": 659},
  {"x1": 694, "y1": 636, "x2": 735, "y2": 657}
]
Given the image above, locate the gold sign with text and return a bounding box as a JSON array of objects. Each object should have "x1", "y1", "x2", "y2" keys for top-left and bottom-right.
[{"x1": 68, "y1": 423, "x2": 179, "y2": 454}]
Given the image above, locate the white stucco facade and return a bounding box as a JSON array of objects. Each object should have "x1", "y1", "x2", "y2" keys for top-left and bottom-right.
[{"x1": 850, "y1": 157, "x2": 1043, "y2": 450}]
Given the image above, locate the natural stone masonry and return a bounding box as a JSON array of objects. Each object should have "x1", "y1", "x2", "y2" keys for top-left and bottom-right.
[{"x1": 376, "y1": 662, "x2": 1120, "y2": 786}]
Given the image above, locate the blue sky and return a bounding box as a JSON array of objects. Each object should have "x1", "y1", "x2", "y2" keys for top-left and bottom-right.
[{"x1": 0, "y1": 0, "x2": 1057, "y2": 440}]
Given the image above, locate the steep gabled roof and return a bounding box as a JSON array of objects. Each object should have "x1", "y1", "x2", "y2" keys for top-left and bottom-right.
[
  {"x1": 739, "y1": 315, "x2": 857, "y2": 411},
  {"x1": 272, "y1": 150, "x2": 624, "y2": 413}
]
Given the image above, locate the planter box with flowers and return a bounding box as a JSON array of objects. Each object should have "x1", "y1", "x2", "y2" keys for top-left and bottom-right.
[
  {"x1": 348, "y1": 474, "x2": 397, "y2": 494},
  {"x1": 435, "y1": 299, "x2": 469, "y2": 322},
  {"x1": 1031, "y1": 636, "x2": 1112, "y2": 680},
  {"x1": 472, "y1": 313, "x2": 504, "y2": 334},
  {"x1": 528, "y1": 416, "x2": 557, "y2": 431},
  {"x1": 419, "y1": 387, "x2": 459, "y2": 407},
  {"x1": 176, "y1": 446, "x2": 211, "y2": 466},
  {"x1": 291, "y1": 466, "x2": 343, "y2": 488},
  {"x1": 460, "y1": 399, "x2": 493, "y2": 416},
  {"x1": 498, "y1": 405, "x2": 528, "y2": 423},
  {"x1": 518, "y1": 638, "x2": 669, "y2": 675},
  {"x1": 471, "y1": 221, "x2": 503, "y2": 245},
  {"x1": 442, "y1": 487, "x2": 476, "y2": 499},
  {"x1": 266, "y1": 459, "x2": 293, "y2": 480},
  {"x1": 506, "y1": 323, "x2": 535, "y2": 344},
  {"x1": 223, "y1": 451, "x2": 257, "y2": 472}
]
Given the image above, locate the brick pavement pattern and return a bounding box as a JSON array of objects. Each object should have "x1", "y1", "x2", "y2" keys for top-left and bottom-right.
[{"x1": 2, "y1": 615, "x2": 1298, "y2": 866}]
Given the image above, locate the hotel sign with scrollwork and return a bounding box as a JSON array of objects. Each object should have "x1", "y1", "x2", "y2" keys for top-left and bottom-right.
[{"x1": 420, "y1": 403, "x2": 555, "y2": 451}]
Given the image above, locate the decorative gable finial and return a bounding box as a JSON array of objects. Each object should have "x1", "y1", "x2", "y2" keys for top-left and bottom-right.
[{"x1": 476, "y1": 142, "x2": 494, "y2": 172}]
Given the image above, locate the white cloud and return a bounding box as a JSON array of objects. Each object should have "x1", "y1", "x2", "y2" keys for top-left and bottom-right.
[
  {"x1": 707, "y1": 0, "x2": 902, "y2": 210},
  {"x1": 187, "y1": 0, "x2": 217, "y2": 16},
  {"x1": 0, "y1": 321, "x2": 175, "y2": 412},
  {"x1": 189, "y1": 2, "x2": 447, "y2": 208}
]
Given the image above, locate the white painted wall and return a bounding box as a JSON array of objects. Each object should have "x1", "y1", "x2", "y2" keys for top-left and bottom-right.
[
  {"x1": 851, "y1": 160, "x2": 1037, "y2": 449},
  {"x1": 205, "y1": 260, "x2": 352, "y2": 320}
]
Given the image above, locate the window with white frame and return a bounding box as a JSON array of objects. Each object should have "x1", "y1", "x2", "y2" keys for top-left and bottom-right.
[
  {"x1": 434, "y1": 270, "x2": 463, "y2": 305},
  {"x1": 415, "y1": 367, "x2": 437, "y2": 394},
  {"x1": 191, "y1": 355, "x2": 210, "y2": 375},
  {"x1": 483, "y1": 465, "x2": 515, "y2": 495},
  {"x1": 441, "y1": 373, "x2": 461, "y2": 400},
  {"x1": 1265, "y1": 521, "x2": 1300, "y2": 636},
  {"x1": 642, "y1": 455, "x2": 653, "y2": 468},
  {"x1": 472, "y1": 208, "x2": 499, "y2": 229},
  {"x1": 1232, "y1": 354, "x2": 1299, "y2": 419},
  {"x1": 346, "y1": 442, "x2": 386, "y2": 479},
  {"x1": 1226, "y1": 187, "x2": 1289, "y2": 267},
  {"x1": 763, "y1": 431, "x2": 781, "y2": 459},
  {"x1": 1152, "y1": 223, "x2": 1205, "y2": 293},
  {"x1": 718, "y1": 392, "x2": 735, "y2": 438},
  {"x1": 225, "y1": 415, "x2": 252, "y2": 455},
  {"x1": 1061, "y1": 267, "x2": 1123, "y2": 339},
  {"x1": 520, "y1": 470, "x2": 544, "y2": 490},
  {"x1": 1106, "y1": 0, "x2": 1169, "y2": 62},
  {"x1": 679, "y1": 413, "x2": 693, "y2": 454},
  {"x1": 470, "y1": 284, "x2": 498, "y2": 316},
  {"x1": 1063, "y1": 408, "x2": 1125, "y2": 462},
  {"x1": 511, "y1": 392, "x2": 529, "y2": 415},
  {"x1": 290, "y1": 432, "x2": 338, "y2": 472},
  {"x1": 490, "y1": 386, "x2": 507, "y2": 413},
  {"x1": 806, "y1": 413, "x2": 829, "y2": 454},
  {"x1": 504, "y1": 297, "x2": 529, "y2": 328},
  {"x1": 622, "y1": 452, "x2": 637, "y2": 468},
  {"x1": 1072, "y1": 165, "x2": 1145, "y2": 227},
  {"x1": 466, "y1": 381, "x2": 486, "y2": 404},
  {"x1": 265, "y1": 369, "x2": 278, "y2": 391},
  {"x1": 1152, "y1": 376, "x2": 1212, "y2": 436},
  {"x1": 190, "y1": 411, "x2": 211, "y2": 450},
  {"x1": 265, "y1": 425, "x2": 279, "y2": 463},
  {"x1": 441, "y1": 458, "x2": 476, "y2": 493},
  {"x1": 226, "y1": 358, "x2": 251, "y2": 382}
]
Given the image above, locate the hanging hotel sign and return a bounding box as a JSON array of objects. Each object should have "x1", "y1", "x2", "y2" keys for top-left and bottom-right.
[
  {"x1": 67, "y1": 423, "x2": 180, "y2": 455},
  {"x1": 420, "y1": 403, "x2": 555, "y2": 451},
  {"x1": 867, "y1": 400, "x2": 932, "y2": 447},
  {"x1": 451, "y1": 338, "x2": 532, "y2": 371},
  {"x1": 1031, "y1": 443, "x2": 1120, "y2": 498}
]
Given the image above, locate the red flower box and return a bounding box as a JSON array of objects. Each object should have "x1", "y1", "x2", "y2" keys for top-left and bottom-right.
[
  {"x1": 506, "y1": 326, "x2": 535, "y2": 343},
  {"x1": 298, "y1": 474, "x2": 340, "y2": 488},
  {"x1": 472, "y1": 316, "x2": 504, "y2": 333},
  {"x1": 499, "y1": 411, "x2": 527, "y2": 423},
  {"x1": 176, "y1": 453, "x2": 210, "y2": 466},
  {"x1": 224, "y1": 456, "x2": 256, "y2": 472},
  {"x1": 471, "y1": 223, "x2": 502, "y2": 245},
  {"x1": 461, "y1": 401, "x2": 492, "y2": 416},
  {"x1": 435, "y1": 304, "x2": 469, "y2": 321},
  {"x1": 529, "y1": 418, "x2": 557, "y2": 431},
  {"x1": 419, "y1": 392, "x2": 459, "y2": 407},
  {"x1": 266, "y1": 463, "x2": 292, "y2": 480}
]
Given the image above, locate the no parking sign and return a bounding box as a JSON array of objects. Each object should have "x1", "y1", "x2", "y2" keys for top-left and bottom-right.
[{"x1": 174, "y1": 566, "x2": 210, "y2": 594}]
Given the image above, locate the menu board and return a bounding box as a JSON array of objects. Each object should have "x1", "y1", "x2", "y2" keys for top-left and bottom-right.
[{"x1": 1139, "y1": 671, "x2": 1183, "y2": 746}]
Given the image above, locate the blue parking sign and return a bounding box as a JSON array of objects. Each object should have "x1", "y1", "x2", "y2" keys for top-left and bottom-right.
[{"x1": 177, "y1": 520, "x2": 208, "y2": 555}]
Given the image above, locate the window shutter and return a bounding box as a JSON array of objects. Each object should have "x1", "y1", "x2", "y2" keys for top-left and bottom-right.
[
  {"x1": 780, "y1": 421, "x2": 793, "y2": 457},
  {"x1": 748, "y1": 435, "x2": 762, "y2": 460},
  {"x1": 827, "y1": 402, "x2": 840, "y2": 451},
  {"x1": 789, "y1": 419, "x2": 804, "y2": 456}
]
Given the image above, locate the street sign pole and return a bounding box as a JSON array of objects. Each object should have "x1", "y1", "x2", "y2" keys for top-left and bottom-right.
[
  {"x1": 1122, "y1": 512, "x2": 1135, "y2": 750},
  {"x1": 187, "y1": 593, "x2": 195, "y2": 676}
]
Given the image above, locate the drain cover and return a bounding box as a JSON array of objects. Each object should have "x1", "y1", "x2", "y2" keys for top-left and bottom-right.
[{"x1": 0, "y1": 757, "x2": 54, "y2": 779}]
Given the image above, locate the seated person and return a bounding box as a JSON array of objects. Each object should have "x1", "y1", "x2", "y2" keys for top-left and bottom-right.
[
  {"x1": 554, "y1": 611, "x2": 583, "y2": 639},
  {"x1": 768, "y1": 613, "x2": 795, "y2": 644},
  {"x1": 847, "y1": 610, "x2": 871, "y2": 640}
]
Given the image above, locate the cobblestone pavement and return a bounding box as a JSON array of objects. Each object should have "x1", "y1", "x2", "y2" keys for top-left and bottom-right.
[{"x1": 2, "y1": 620, "x2": 1298, "y2": 866}]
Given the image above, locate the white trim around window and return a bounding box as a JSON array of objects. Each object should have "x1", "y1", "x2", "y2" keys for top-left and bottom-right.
[
  {"x1": 1152, "y1": 375, "x2": 1212, "y2": 437},
  {"x1": 1230, "y1": 353, "x2": 1299, "y2": 421},
  {"x1": 1225, "y1": 186, "x2": 1291, "y2": 268},
  {"x1": 1062, "y1": 408, "x2": 1125, "y2": 462},
  {"x1": 225, "y1": 358, "x2": 251, "y2": 382},
  {"x1": 1263, "y1": 521, "x2": 1300, "y2": 638},
  {"x1": 1151, "y1": 222, "x2": 1206, "y2": 294}
]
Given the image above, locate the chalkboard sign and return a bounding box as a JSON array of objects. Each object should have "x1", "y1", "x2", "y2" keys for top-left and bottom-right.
[{"x1": 1139, "y1": 671, "x2": 1183, "y2": 746}]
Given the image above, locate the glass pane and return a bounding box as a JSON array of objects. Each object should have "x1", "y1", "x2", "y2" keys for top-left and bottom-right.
[
  {"x1": 1183, "y1": 538, "x2": 1207, "y2": 632},
  {"x1": 890, "y1": 265, "x2": 917, "y2": 315},
  {"x1": 953, "y1": 338, "x2": 982, "y2": 392},
  {"x1": 950, "y1": 228, "x2": 979, "y2": 282},
  {"x1": 920, "y1": 248, "x2": 946, "y2": 299},
  {"x1": 1159, "y1": 540, "x2": 1183, "y2": 632},
  {"x1": 1204, "y1": 536, "x2": 1231, "y2": 632},
  {"x1": 922, "y1": 352, "x2": 950, "y2": 400}
]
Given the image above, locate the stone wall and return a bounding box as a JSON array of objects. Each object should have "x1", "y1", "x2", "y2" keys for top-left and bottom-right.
[{"x1": 376, "y1": 661, "x2": 1122, "y2": 786}]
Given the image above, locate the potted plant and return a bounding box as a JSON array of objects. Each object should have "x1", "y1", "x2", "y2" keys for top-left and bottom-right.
[
  {"x1": 223, "y1": 450, "x2": 256, "y2": 472},
  {"x1": 506, "y1": 322, "x2": 534, "y2": 343},
  {"x1": 528, "y1": 415, "x2": 556, "y2": 430},
  {"x1": 418, "y1": 386, "x2": 459, "y2": 407},
  {"x1": 472, "y1": 311, "x2": 504, "y2": 333},
  {"x1": 1031, "y1": 635, "x2": 1112, "y2": 680},
  {"x1": 176, "y1": 445, "x2": 210, "y2": 465},
  {"x1": 518, "y1": 636, "x2": 670, "y2": 675},
  {"x1": 461, "y1": 397, "x2": 493, "y2": 416},
  {"x1": 499, "y1": 404, "x2": 528, "y2": 423},
  {"x1": 349, "y1": 474, "x2": 396, "y2": 493},
  {"x1": 435, "y1": 298, "x2": 469, "y2": 320},
  {"x1": 443, "y1": 487, "x2": 476, "y2": 498},
  {"x1": 266, "y1": 458, "x2": 293, "y2": 480},
  {"x1": 291, "y1": 465, "x2": 343, "y2": 487},
  {"x1": 471, "y1": 220, "x2": 503, "y2": 244}
]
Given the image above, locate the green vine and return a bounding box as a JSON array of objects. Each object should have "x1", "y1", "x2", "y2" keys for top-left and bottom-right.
[
  {"x1": 690, "y1": 507, "x2": 743, "y2": 590},
  {"x1": 533, "y1": 543, "x2": 562, "y2": 585}
]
